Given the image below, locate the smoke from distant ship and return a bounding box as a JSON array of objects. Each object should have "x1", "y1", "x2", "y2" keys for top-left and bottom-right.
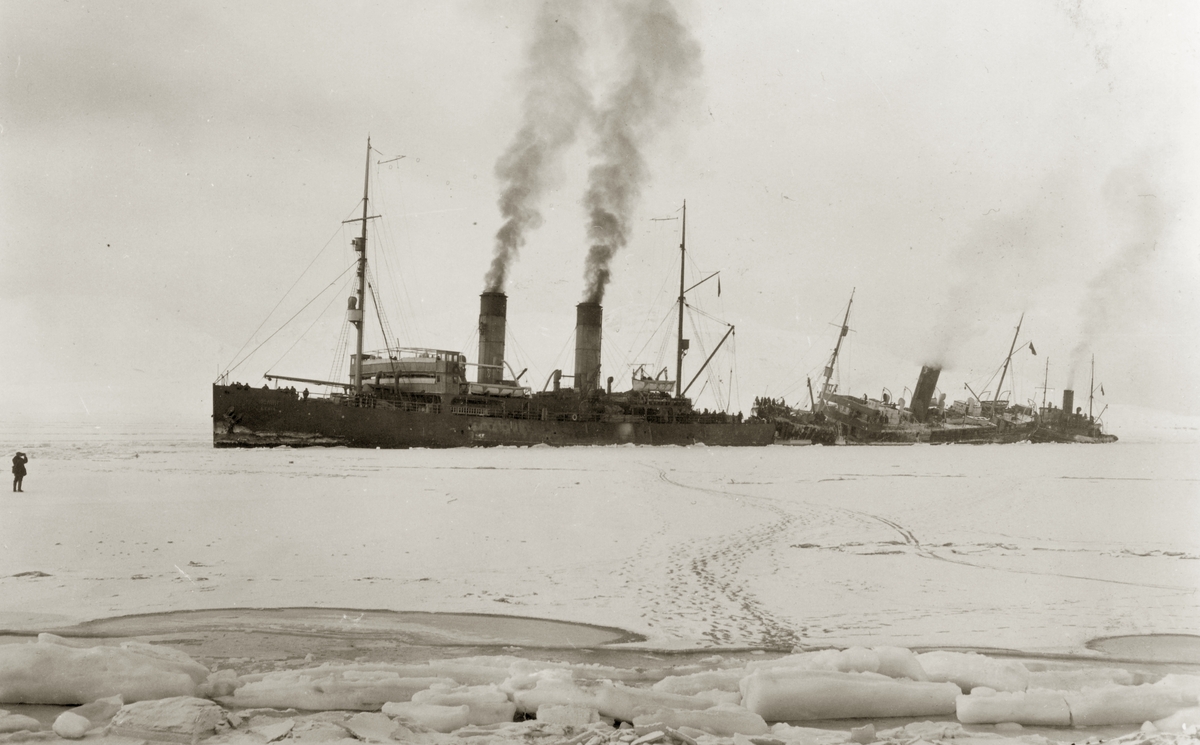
[
  {"x1": 582, "y1": 0, "x2": 702, "y2": 304},
  {"x1": 922, "y1": 204, "x2": 1050, "y2": 371},
  {"x1": 921, "y1": 164, "x2": 1119, "y2": 372},
  {"x1": 1067, "y1": 163, "x2": 1168, "y2": 387},
  {"x1": 916, "y1": 159, "x2": 1168, "y2": 401},
  {"x1": 484, "y1": 1, "x2": 592, "y2": 294}
]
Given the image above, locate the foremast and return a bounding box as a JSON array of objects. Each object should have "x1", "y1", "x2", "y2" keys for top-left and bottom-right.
[
  {"x1": 349, "y1": 139, "x2": 372, "y2": 394},
  {"x1": 675, "y1": 201, "x2": 687, "y2": 398}
]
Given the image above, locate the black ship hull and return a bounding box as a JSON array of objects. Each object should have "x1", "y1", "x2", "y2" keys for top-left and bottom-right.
[
  {"x1": 1028, "y1": 427, "x2": 1118, "y2": 444},
  {"x1": 834, "y1": 421, "x2": 1038, "y2": 445},
  {"x1": 1030, "y1": 405, "x2": 1118, "y2": 443},
  {"x1": 214, "y1": 385, "x2": 775, "y2": 448}
]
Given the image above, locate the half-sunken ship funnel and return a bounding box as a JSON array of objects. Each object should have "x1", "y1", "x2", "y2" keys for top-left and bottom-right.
[{"x1": 910, "y1": 365, "x2": 942, "y2": 422}]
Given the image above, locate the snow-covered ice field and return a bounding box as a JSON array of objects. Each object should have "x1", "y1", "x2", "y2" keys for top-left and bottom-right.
[
  {"x1": 2, "y1": 420, "x2": 1197, "y2": 655},
  {"x1": 1, "y1": 419, "x2": 1198, "y2": 743}
]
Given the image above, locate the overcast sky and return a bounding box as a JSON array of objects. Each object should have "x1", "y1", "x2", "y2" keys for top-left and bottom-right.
[{"x1": 2, "y1": 0, "x2": 1197, "y2": 424}]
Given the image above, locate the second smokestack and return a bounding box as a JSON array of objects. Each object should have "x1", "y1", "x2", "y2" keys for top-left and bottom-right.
[
  {"x1": 477, "y1": 292, "x2": 507, "y2": 384},
  {"x1": 910, "y1": 365, "x2": 942, "y2": 423},
  {"x1": 574, "y1": 302, "x2": 602, "y2": 392}
]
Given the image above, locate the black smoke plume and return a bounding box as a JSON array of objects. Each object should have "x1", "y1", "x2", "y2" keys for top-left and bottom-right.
[
  {"x1": 484, "y1": 1, "x2": 592, "y2": 293},
  {"x1": 582, "y1": 0, "x2": 702, "y2": 303}
]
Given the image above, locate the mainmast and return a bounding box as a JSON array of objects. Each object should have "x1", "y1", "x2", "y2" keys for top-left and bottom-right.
[
  {"x1": 352, "y1": 138, "x2": 371, "y2": 395},
  {"x1": 993, "y1": 312, "x2": 1023, "y2": 414},
  {"x1": 1089, "y1": 354, "x2": 1095, "y2": 420},
  {"x1": 1041, "y1": 356, "x2": 1049, "y2": 410},
  {"x1": 815, "y1": 289, "x2": 854, "y2": 413},
  {"x1": 675, "y1": 201, "x2": 687, "y2": 398}
]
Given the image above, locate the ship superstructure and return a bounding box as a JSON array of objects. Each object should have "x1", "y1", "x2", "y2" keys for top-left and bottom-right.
[{"x1": 213, "y1": 143, "x2": 772, "y2": 448}]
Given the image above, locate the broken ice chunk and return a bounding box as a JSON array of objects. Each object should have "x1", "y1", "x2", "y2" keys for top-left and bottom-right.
[
  {"x1": 916, "y1": 650, "x2": 1030, "y2": 693},
  {"x1": 1065, "y1": 683, "x2": 1198, "y2": 726},
  {"x1": 595, "y1": 683, "x2": 715, "y2": 723},
  {"x1": 631, "y1": 703, "x2": 769, "y2": 737},
  {"x1": 740, "y1": 668, "x2": 959, "y2": 721},
  {"x1": 955, "y1": 687, "x2": 1071, "y2": 726},
  {"x1": 0, "y1": 639, "x2": 201, "y2": 704},
  {"x1": 223, "y1": 668, "x2": 454, "y2": 710},
  {"x1": 410, "y1": 683, "x2": 516, "y2": 725},
  {"x1": 381, "y1": 700, "x2": 470, "y2": 733}
]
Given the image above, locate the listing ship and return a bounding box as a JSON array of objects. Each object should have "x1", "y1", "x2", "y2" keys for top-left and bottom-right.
[
  {"x1": 810, "y1": 300, "x2": 1038, "y2": 445},
  {"x1": 820, "y1": 364, "x2": 1038, "y2": 445},
  {"x1": 213, "y1": 143, "x2": 773, "y2": 449},
  {"x1": 748, "y1": 397, "x2": 837, "y2": 445}
]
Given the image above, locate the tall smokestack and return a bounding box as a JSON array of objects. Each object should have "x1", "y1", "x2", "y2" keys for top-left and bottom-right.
[
  {"x1": 574, "y1": 302, "x2": 602, "y2": 391},
  {"x1": 1063, "y1": 389, "x2": 1075, "y2": 415},
  {"x1": 477, "y1": 292, "x2": 507, "y2": 384},
  {"x1": 910, "y1": 365, "x2": 942, "y2": 423}
]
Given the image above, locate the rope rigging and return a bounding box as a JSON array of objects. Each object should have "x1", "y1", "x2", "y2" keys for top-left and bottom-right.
[
  {"x1": 216, "y1": 222, "x2": 348, "y2": 381},
  {"x1": 326, "y1": 316, "x2": 352, "y2": 392},
  {"x1": 221, "y1": 261, "x2": 358, "y2": 380},
  {"x1": 265, "y1": 273, "x2": 355, "y2": 377}
]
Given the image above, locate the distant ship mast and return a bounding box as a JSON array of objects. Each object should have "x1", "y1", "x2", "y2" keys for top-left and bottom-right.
[
  {"x1": 675, "y1": 201, "x2": 688, "y2": 398},
  {"x1": 815, "y1": 289, "x2": 854, "y2": 413},
  {"x1": 1089, "y1": 354, "x2": 1095, "y2": 420},
  {"x1": 1040, "y1": 356, "x2": 1049, "y2": 410},
  {"x1": 991, "y1": 312, "x2": 1024, "y2": 416}
]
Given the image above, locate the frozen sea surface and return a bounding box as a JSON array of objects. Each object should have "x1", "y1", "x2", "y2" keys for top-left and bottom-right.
[{"x1": 1, "y1": 421, "x2": 1197, "y2": 663}]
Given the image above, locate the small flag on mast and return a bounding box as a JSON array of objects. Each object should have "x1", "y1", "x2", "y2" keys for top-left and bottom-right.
[{"x1": 1029, "y1": 342, "x2": 1037, "y2": 355}]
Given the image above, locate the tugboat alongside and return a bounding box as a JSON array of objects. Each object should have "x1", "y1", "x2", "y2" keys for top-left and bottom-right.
[
  {"x1": 1031, "y1": 356, "x2": 1118, "y2": 443},
  {"x1": 212, "y1": 142, "x2": 772, "y2": 449}
]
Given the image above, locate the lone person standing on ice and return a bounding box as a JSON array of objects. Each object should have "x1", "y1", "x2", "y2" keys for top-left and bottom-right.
[{"x1": 12, "y1": 452, "x2": 27, "y2": 492}]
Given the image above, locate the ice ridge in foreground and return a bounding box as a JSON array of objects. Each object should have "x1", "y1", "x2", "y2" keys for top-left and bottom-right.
[{"x1": 0, "y1": 635, "x2": 1198, "y2": 743}]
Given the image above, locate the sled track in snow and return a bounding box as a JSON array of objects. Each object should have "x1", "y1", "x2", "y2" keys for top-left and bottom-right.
[{"x1": 835, "y1": 506, "x2": 1194, "y2": 592}]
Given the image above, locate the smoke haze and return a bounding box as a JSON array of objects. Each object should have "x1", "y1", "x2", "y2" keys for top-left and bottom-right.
[
  {"x1": 922, "y1": 164, "x2": 1110, "y2": 371},
  {"x1": 581, "y1": 0, "x2": 702, "y2": 303},
  {"x1": 484, "y1": 1, "x2": 592, "y2": 293},
  {"x1": 1068, "y1": 163, "x2": 1169, "y2": 385}
]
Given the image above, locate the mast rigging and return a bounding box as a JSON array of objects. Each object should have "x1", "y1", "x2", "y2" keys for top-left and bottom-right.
[
  {"x1": 351, "y1": 139, "x2": 371, "y2": 394},
  {"x1": 675, "y1": 201, "x2": 687, "y2": 398},
  {"x1": 992, "y1": 312, "x2": 1024, "y2": 417}
]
